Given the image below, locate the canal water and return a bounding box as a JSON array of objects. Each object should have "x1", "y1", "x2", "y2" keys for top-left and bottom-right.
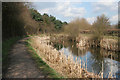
[{"x1": 52, "y1": 39, "x2": 120, "y2": 78}]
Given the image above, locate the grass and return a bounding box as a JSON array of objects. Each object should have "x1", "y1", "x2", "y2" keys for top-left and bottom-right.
[
  {"x1": 80, "y1": 34, "x2": 118, "y2": 40},
  {"x1": 2, "y1": 36, "x2": 22, "y2": 76},
  {"x1": 26, "y1": 39, "x2": 63, "y2": 78},
  {"x1": 103, "y1": 35, "x2": 118, "y2": 40}
]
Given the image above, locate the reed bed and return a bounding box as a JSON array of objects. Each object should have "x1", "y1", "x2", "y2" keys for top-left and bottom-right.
[{"x1": 29, "y1": 36, "x2": 100, "y2": 78}]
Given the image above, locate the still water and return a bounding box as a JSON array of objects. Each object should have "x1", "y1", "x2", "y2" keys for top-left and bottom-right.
[{"x1": 52, "y1": 40, "x2": 120, "y2": 78}]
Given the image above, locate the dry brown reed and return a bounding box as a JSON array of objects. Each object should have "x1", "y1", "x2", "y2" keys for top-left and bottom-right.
[{"x1": 29, "y1": 36, "x2": 100, "y2": 78}]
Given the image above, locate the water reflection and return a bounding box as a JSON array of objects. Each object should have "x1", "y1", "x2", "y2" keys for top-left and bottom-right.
[{"x1": 51, "y1": 39, "x2": 120, "y2": 78}]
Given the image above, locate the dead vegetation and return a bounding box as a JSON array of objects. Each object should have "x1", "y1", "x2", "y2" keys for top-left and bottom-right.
[
  {"x1": 64, "y1": 18, "x2": 91, "y2": 41},
  {"x1": 28, "y1": 36, "x2": 100, "y2": 78}
]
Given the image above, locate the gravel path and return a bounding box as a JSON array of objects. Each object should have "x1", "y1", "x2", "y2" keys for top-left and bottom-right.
[{"x1": 4, "y1": 38, "x2": 46, "y2": 78}]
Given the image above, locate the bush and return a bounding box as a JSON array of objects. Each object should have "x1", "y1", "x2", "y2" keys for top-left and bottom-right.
[
  {"x1": 92, "y1": 14, "x2": 110, "y2": 46},
  {"x1": 64, "y1": 18, "x2": 91, "y2": 40}
]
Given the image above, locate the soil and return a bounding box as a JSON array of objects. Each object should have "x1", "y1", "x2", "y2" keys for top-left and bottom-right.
[{"x1": 4, "y1": 38, "x2": 47, "y2": 78}]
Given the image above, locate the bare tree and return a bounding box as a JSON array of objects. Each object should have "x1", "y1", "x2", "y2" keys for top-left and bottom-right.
[
  {"x1": 64, "y1": 18, "x2": 91, "y2": 41},
  {"x1": 92, "y1": 14, "x2": 110, "y2": 46}
]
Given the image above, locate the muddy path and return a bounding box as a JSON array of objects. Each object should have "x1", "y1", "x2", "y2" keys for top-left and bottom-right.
[{"x1": 3, "y1": 38, "x2": 47, "y2": 78}]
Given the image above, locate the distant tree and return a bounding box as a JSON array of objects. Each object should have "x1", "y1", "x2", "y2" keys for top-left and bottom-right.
[
  {"x1": 54, "y1": 20, "x2": 62, "y2": 29},
  {"x1": 77, "y1": 18, "x2": 91, "y2": 30},
  {"x1": 64, "y1": 22, "x2": 79, "y2": 41},
  {"x1": 29, "y1": 9, "x2": 43, "y2": 21},
  {"x1": 42, "y1": 13, "x2": 51, "y2": 25},
  {"x1": 29, "y1": 9, "x2": 65, "y2": 33},
  {"x1": 92, "y1": 14, "x2": 110, "y2": 35},
  {"x1": 118, "y1": 21, "x2": 120, "y2": 29},
  {"x1": 63, "y1": 21, "x2": 68, "y2": 25},
  {"x1": 92, "y1": 14, "x2": 110, "y2": 46},
  {"x1": 110, "y1": 24, "x2": 118, "y2": 29},
  {"x1": 64, "y1": 18, "x2": 91, "y2": 40},
  {"x1": 43, "y1": 13, "x2": 49, "y2": 17},
  {"x1": 50, "y1": 15, "x2": 56, "y2": 22}
]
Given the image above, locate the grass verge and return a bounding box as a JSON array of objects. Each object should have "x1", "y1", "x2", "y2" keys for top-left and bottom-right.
[
  {"x1": 26, "y1": 38, "x2": 63, "y2": 78},
  {"x1": 2, "y1": 36, "x2": 22, "y2": 77}
]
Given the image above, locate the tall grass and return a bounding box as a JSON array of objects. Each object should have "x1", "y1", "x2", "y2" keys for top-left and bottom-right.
[
  {"x1": 26, "y1": 39, "x2": 63, "y2": 78},
  {"x1": 29, "y1": 36, "x2": 99, "y2": 78}
]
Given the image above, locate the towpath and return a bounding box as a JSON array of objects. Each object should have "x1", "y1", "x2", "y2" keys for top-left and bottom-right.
[{"x1": 4, "y1": 38, "x2": 46, "y2": 78}]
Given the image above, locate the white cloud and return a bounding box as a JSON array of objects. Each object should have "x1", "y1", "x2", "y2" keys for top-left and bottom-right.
[
  {"x1": 38, "y1": 9, "x2": 49, "y2": 14},
  {"x1": 110, "y1": 15, "x2": 118, "y2": 24},
  {"x1": 87, "y1": 17, "x2": 96, "y2": 24},
  {"x1": 38, "y1": 2, "x2": 86, "y2": 20},
  {"x1": 25, "y1": 0, "x2": 119, "y2": 2},
  {"x1": 34, "y1": 1, "x2": 118, "y2": 24},
  {"x1": 91, "y1": 1, "x2": 118, "y2": 24},
  {"x1": 61, "y1": 7, "x2": 86, "y2": 17},
  {"x1": 98, "y1": 0, "x2": 118, "y2": 2},
  {"x1": 87, "y1": 15, "x2": 118, "y2": 25},
  {"x1": 93, "y1": 2, "x2": 118, "y2": 13},
  {"x1": 54, "y1": 2, "x2": 86, "y2": 18}
]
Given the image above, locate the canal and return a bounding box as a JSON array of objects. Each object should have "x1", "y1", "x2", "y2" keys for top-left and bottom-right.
[{"x1": 51, "y1": 38, "x2": 120, "y2": 78}]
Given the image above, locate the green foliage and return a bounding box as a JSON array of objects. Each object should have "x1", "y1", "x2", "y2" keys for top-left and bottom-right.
[
  {"x1": 50, "y1": 15, "x2": 56, "y2": 22},
  {"x1": 2, "y1": 2, "x2": 67, "y2": 38},
  {"x1": 29, "y1": 8, "x2": 43, "y2": 21},
  {"x1": 54, "y1": 20, "x2": 63, "y2": 29},
  {"x1": 63, "y1": 21, "x2": 68, "y2": 25},
  {"x1": 43, "y1": 13, "x2": 51, "y2": 24},
  {"x1": 29, "y1": 9, "x2": 67, "y2": 33}
]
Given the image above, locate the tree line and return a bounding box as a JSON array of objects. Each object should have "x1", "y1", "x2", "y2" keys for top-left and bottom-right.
[
  {"x1": 29, "y1": 8, "x2": 67, "y2": 33},
  {"x1": 2, "y1": 2, "x2": 67, "y2": 40},
  {"x1": 64, "y1": 14, "x2": 119, "y2": 46},
  {"x1": 2, "y1": 2, "x2": 119, "y2": 41}
]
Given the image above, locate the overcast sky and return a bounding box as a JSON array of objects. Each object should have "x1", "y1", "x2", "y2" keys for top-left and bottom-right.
[{"x1": 32, "y1": 0, "x2": 119, "y2": 24}]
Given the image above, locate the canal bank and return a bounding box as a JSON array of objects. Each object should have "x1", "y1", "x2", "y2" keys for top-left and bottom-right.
[
  {"x1": 76, "y1": 35, "x2": 119, "y2": 52},
  {"x1": 50, "y1": 34, "x2": 120, "y2": 78},
  {"x1": 28, "y1": 36, "x2": 100, "y2": 78},
  {"x1": 50, "y1": 34, "x2": 119, "y2": 51}
]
